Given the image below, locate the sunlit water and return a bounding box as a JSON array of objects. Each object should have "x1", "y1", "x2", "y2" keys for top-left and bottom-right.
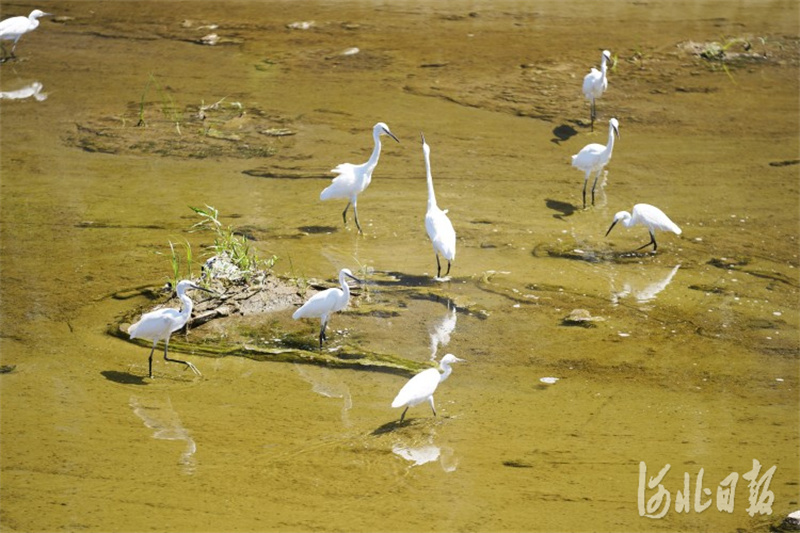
[{"x1": 1, "y1": 1, "x2": 798, "y2": 531}]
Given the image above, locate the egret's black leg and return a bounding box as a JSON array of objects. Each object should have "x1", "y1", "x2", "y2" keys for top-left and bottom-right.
[
  {"x1": 318, "y1": 321, "x2": 327, "y2": 350},
  {"x1": 635, "y1": 231, "x2": 657, "y2": 252},
  {"x1": 590, "y1": 99, "x2": 596, "y2": 132},
  {"x1": 399, "y1": 406, "x2": 409, "y2": 423},
  {"x1": 341, "y1": 202, "x2": 350, "y2": 225},
  {"x1": 582, "y1": 179, "x2": 588, "y2": 209},
  {"x1": 148, "y1": 342, "x2": 157, "y2": 378},
  {"x1": 163, "y1": 339, "x2": 202, "y2": 376},
  {"x1": 435, "y1": 254, "x2": 442, "y2": 278},
  {"x1": 353, "y1": 203, "x2": 363, "y2": 234},
  {"x1": 429, "y1": 397, "x2": 437, "y2": 417},
  {"x1": 444, "y1": 261, "x2": 451, "y2": 277},
  {"x1": 591, "y1": 170, "x2": 601, "y2": 206}
]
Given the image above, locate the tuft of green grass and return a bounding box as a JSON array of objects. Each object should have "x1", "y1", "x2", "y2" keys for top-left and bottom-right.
[
  {"x1": 157, "y1": 238, "x2": 194, "y2": 289},
  {"x1": 189, "y1": 205, "x2": 277, "y2": 282}
]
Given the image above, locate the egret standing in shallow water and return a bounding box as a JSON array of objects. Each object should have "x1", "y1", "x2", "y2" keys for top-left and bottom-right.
[
  {"x1": 320, "y1": 122, "x2": 400, "y2": 234},
  {"x1": 605, "y1": 203, "x2": 682, "y2": 252},
  {"x1": 0, "y1": 9, "x2": 50, "y2": 60},
  {"x1": 293, "y1": 268, "x2": 361, "y2": 349},
  {"x1": 392, "y1": 354, "x2": 464, "y2": 422},
  {"x1": 421, "y1": 133, "x2": 456, "y2": 279},
  {"x1": 571, "y1": 117, "x2": 620, "y2": 209},
  {"x1": 582, "y1": 50, "x2": 612, "y2": 131},
  {"x1": 128, "y1": 280, "x2": 212, "y2": 378}
]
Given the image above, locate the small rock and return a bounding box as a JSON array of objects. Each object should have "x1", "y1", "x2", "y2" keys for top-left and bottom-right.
[
  {"x1": 287, "y1": 21, "x2": 314, "y2": 30},
  {"x1": 562, "y1": 309, "x2": 604, "y2": 325}
]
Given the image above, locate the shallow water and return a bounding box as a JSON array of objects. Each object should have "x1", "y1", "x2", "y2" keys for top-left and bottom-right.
[{"x1": 1, "y1": 1, "x2": 798, "y2": 531}]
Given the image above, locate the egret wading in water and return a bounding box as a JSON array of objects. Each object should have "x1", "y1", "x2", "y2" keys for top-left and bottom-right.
[
  {"x1": 293, "y1": 268, "x2": 361, "y2": 349},
  {"x1": 392, "y1": 354, "x2": 464, "y2": 422},
  {"x1": 582, "y1": 49, "x2": 612, "y2": 131},
  {"x1": 605, "y1": 203, "x2": 682, "y2": 252},
  {"x1": 128, "y1": 280, "x2": 212, "y2": 378},
  {"x1": 571, "y1": 118, "x2": 620, "y2": 209},
  {"x1": 421, "y1": 133, "x2": 456, "y2": 279},
  {"x1": 320, "y1": 122, "x2": 399, "y2": 234},
  {"x1": 0, "y1": 9, "x2": 50, "y2": 61}
]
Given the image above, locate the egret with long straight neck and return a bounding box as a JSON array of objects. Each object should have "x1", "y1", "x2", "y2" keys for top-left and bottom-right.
[
  {"x1": 128, "y1": 280, "x2": 212, "y2": 378},
  {"x1": 320, "y1": 122, "x2": 399, "y2": 234},
  {"x1": 422, "y1": 133, "x2": 456, "y2": 279},
  {"x1": 582, "y1": 50, "x2": 612, "y2": 131},
  {"x1": 571, "y1": 118, "x2": 620, "y2": 209},
  {"x1": 605, "y1": 203, "x2": 682, "y2": 252},
  {"x1": 293, "y1": 268, "x2": 361, "y2": 349},
  {"x1": 392, "y1": 354, "x2": 464, "y2": 422}
]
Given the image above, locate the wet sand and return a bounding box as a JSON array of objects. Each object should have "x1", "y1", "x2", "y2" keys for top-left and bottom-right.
[{"x1": 1, "y1": 1, "x2": 798, "y2": 531}]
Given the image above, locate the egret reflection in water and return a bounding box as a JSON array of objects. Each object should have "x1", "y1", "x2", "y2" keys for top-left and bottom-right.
[
  {"x1": 429, "y1": 299, "x2": 457, "y2": 360},
  {"x1": 294, "y1": 364, "x2": 353, "y2": 426},
  {"x1": 610, "y1": 264, "x2": 681, "y2": 305},
  {"x1": 130, "y1": 395, "x2": 197, "y2": 475},
  {"x1": 392, "y1": 430, "x2": 457, "y2": 472},
  {"x1": 0, "y1": 81, "x2": 47, "y2": 101}
]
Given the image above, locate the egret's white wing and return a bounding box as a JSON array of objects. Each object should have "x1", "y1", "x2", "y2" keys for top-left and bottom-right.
[{"x1": 392, "y1": 368, "x2": 441, "y2": 409}]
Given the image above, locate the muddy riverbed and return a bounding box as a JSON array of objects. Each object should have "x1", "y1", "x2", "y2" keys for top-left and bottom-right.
[{"x1": 1, "y1": 1, "x2": 798, "y2": 531}]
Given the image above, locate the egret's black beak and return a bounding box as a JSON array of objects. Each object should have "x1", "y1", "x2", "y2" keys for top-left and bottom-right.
[
  {"x1": 420, "y1": 132, "x2": 426, "y2": 144},
  {"x1": 189, "y1": 283, "x2": 215, "y2": 296},
  {"x1": 605, "y1": 220, "x2": 618, "y2": 237},
  {"x1": 384, "y1": 128, "x2": 400, "y2": 143},
  {"x1": 613, "y1": 125, "x2": 620, "y2": 140},
  {"x1": 345, "y1": 272, "x2": 362, "y2": 284}
]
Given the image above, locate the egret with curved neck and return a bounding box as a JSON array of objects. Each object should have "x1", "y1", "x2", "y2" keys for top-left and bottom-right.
[
  {"x1": 605, "y1": 203, "x2": 682, "y2": 252},
  {"x1": 0, "y1": 9, "x2": 51, "y2": 61},
  {"x1": 392, "y1": 354, "x2": 464, "y2": 422},
  {"x1": 293, "y1": 268, "x2": 361, "y2": 349},
  {"x1": 320, "y1": 122, "x2": 399, "y2": 234},
  {"x1": 571, "y1": 118, "x2": 620, "y2": 209},
  {"x1": 422, "y1": 133, "x2": 456, "y2": 279},
  {"x1": 128, "y1": 280, "x2": 212, "y2": 378}
]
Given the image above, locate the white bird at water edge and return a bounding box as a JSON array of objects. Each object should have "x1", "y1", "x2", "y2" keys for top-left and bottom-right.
[
  {"x1": 582, "y1": 49, "x2": 612, "y2": 131},
  {"x1": 292, "y1": 268, "x2": 361, "y2": 349},
  {"x1": 320, "y1": 122, "x2": 400, "y2": 234},
  {"x1": 0, "y1": 9, "x2": 50, "y2": 60},
  {"x1": 605, "y1": 203, "x2": 682, "y2": 252},
  {"x1": 128, "y1": 280, "x2": 212, "y2": 378},
  {"x1": 421, "y1": 133, "x2": 456, "y2": 279},
  {"x1": 571, "y1": 117, "x2": 620, "y2": 209},
  {"x1": 392, "y1": 354, "x2": 464, "y2": 422}
]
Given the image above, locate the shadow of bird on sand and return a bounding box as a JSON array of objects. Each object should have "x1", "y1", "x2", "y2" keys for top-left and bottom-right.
[
  {"x1": 371, "y1": 419, "x2": 413, "y2": 435},
  {"x1": 101, "y1": 370, "x2": 148, "y2": 385},
  {"x1": 550, "y1": 124, "x2": 578, "y2": 145},
  {"x1": 546, "y1": 198, "x2": 576, "y2": 219}
]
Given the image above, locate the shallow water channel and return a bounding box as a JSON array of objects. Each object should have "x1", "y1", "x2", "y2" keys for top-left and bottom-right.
[{"x1": 1, "y1": 1, "x2": 798, "y2": 531}]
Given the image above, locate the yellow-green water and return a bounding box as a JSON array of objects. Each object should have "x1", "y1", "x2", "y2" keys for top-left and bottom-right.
[{"x1": 1, "y1": 1, "x2": 798, "y2": 531}]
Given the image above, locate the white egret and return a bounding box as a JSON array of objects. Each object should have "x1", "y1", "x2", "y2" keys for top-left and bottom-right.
[
  {"x1": 582, "y1": 49, "x2": 612, "y2": 131},
  {"x1": 320, "y1": 122, "x2": 399, "y2": 234},
  {"x1": 421, "y1": 133, "x2": 456, "y2": 279},
  {"x1": 293, "y1": 268, "x2": 361, "y2": 349},
  {"x1": 605, "y1": 203, "x2": 682, "y2": 252},
  {"x1": 571, "y1": 117, "x2": 620, "y2": 209},
  {"x1": 392, "y1": 353, "x2": 464, "y2": 422},
  {"x1": 128, "y1": 280, "x2": 212, "y2": 378},
  {"x1": 0, "y1": 9, "x2": 50, "y2": 60}
]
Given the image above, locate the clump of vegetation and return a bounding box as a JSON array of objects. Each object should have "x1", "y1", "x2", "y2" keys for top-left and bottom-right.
[
  {"x1": 137, "y1": 74, "x2": 183, "y2": 133},
  {"x1": 189, "y1": 205, "x2": 277, "y2": 283},
  {"x1": 162, "y1": 238, "x2": 195, "y2": 289}
]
